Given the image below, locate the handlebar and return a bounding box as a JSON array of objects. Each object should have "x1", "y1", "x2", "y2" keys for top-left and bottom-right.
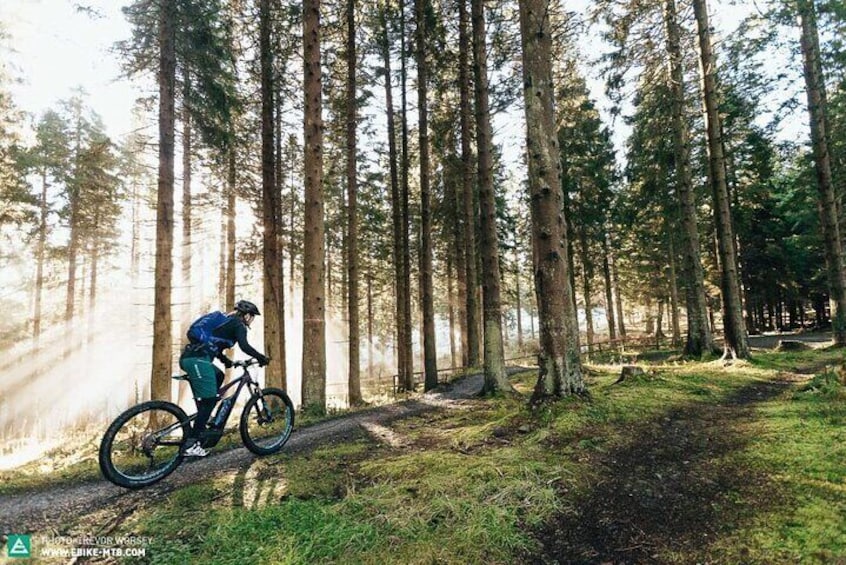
[{"x1": 232, "y1": 358, "x2": 269, "y2": 368}]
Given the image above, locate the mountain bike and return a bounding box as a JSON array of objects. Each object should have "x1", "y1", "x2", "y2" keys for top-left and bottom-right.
[{"x1": 99, "y1": 359, "x2": 294, "y2": 489}]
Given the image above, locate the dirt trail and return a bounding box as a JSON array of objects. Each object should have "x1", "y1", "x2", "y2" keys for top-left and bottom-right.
[
  {"x1": 532, "y1": 376, "x2": 795, "y2": 564},
  {"x1": 0, "y1": 370, "x2": 495, "y2": 534}
]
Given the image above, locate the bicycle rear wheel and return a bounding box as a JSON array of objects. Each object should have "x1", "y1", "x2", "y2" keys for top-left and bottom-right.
[
  {"x1": 99, "y1": 401, "x2": 190, "y2": 489},
  {"x1": 239, "y1": 388, "x2": 294, "y2": 455}
]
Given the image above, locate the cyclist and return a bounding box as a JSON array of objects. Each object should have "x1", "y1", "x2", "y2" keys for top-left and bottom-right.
[{"x1": 180, "y1": 300, "x2": 270, "y2": 457}]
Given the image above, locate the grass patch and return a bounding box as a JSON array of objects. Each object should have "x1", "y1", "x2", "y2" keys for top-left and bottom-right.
[
  {"x1": 702, "y1": 366, "x2": 846, "y2": 563},
  {"x1": 109, "y1": 352, "x2": 846, "y2": 564},
  {"x1": 751, "y1": 346, "x2": 845, "y2": 373}
]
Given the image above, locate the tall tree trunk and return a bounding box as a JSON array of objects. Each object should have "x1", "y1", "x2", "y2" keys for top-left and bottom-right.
[
  {"x1": 65, "y1": 187, "x2": 79, "y2": 341},
  {"x1": 151, "y1": 0, "x2": 176, "y2": 401},
  {"x1": 645, "y1": 296, "x2": 655, "y2": 334},
  {"x1": 472, "y1": 0, "x2": 510, "y2": 393},
  {"x1": 89, "y1": 205, "x2": 102, "y2": 315},
  {"x1": 181, "y1": 75, "x2": 192, "y2": 346},
  {"x1": 578, "y1": 224, "x2": 594, "y2": 353},
  {"x1": 515, "y1": 246, "x2": 523, "y2": 349},
  {"x1": 346, "y1": 0, "x2": 362, "y2": 405},
  {"x1": 451, "y1": 167, "x2": 468, "y2": 368},
  {"x1": 380, "y1": 2, "x2": 407, "y2": 391},
  {"x1": 226, "y1": 148, "x2": 236, "y2": 311},
  {"x1": 459, "y1": 0, "x2": 480, "y2": 368},
  {"x1": 693, "y1": 0, "x2": 749, "y2": 358},
  {"x1": 447, "y1": 256, "x2": 457, "y2": 368},
  {"x1": 289, "y1": 139, "x2": 297, "y2": 303},
  {"x1": 400, "y1": 0, "x2": 414, "y2": 391},
  {"x1": 601, "y1": 232, "x2": 616, "y2": 341},
  {"x1": 275, "y1": 79, "x2": 288, "y2": 389},
  {"x1": 220, "y1": 148, "x2": 237, "y2": 383},
  {"x1": 667, "y1": 230, "x2": 682, "y2": 346},
  {"x1": 131, "y1": 175, "x2": 141, "y2": 286},
  {"x1": 260, "y1": 0, "x2": 286, "y2": 389},
  {"x1": 415, "y1": 0, "x2": 438, "y2": 391},
  {"x1": 518, "y1": 0, "x2": 583, "y2": 400},
  {"x1": 302, "y1": 0, "x2": 326, "y2": 409},
  {"x1": 367, "y1": 263, "x2": 374, "y2": 381},
  {"x1": 218, "y1": 204, "x2": 226, "y2": 303},
  {"x1": 798, "y1": 0, "x2": 846, "y2": 345},
  {"x1": 33, "y1": 171, "x2": 48, "y2": 345},
  {"x1": 326, "y1": 246, "x2": 333, "y2": 312},
  {"x1": 610, "y1": 236, "x2": 626, "y2": 339},
  {"x1": 664, "y1": 0, "x2": 714, "y2": 357}
]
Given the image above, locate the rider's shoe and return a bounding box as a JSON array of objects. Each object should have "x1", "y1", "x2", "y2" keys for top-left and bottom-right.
[{"x1": 182, "y1": 440, "x2": 209, "y2": 457}]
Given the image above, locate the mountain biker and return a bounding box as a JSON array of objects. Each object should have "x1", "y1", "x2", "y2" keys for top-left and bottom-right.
[{"x1": 179, "y1": 299, "x2": 270, "y2": 457}]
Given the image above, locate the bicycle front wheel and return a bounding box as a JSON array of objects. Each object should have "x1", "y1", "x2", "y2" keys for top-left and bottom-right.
[
  {"x1": 99, "y1": 401, "x2": 190, "y2": 489},
  {"x1": 239, "y1": 387, "x2": 295, "y2": 455}
]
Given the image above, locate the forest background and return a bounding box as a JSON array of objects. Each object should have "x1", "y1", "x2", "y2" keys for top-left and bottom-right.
[{"x1": 0, "y1": 0, "x2": 844, "y2": 471}]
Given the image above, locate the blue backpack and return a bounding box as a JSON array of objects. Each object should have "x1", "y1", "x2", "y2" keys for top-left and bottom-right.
[{"x1": 186, "y1": 311, "x2": 235, "y2": 355}]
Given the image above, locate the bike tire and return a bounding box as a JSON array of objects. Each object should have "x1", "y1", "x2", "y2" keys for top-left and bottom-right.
[
  {"x1": 239, "y1": 387, "x2": 295, "y2": 455},
  {"x1": 99, "y1": 400, "x2": 190, "y2": 489}
]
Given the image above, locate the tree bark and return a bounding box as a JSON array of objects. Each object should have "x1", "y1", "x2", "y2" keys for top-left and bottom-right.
[
  {"x1": 33, "y1": 171, "x2": 48, "y2": 345},
  {"x1": 302, "y1": 0, "x2": 327, "y2": 409},
  {"x1": 400, "y1": 0, "x2": 414, "y2": 391},
  {"x1": 181, "y1": 75, "x2": 192, "y2": 345},
  {"x1": 610, "y1": 235, "x2": 626, "y2": 340},
  {"x1": 798, "y1": 0, "x2": 846, "y2": 345},
  {"x1": 275, "y1": 77, "x2": 288, "y2": 388},
  {"x1": 693, "y1": 0, "x2": 749, "y2": 358},
  {"x1": 289, "y1": 137, "x2": 297, "y2": 304},
  {"x1": 667, "y1": 230, "x2": 682, "y2": 346},
  {"x1": 459, "y1": 0, "x2": 480, "y2": 368},
  {"x1": 414, "y1": 0, "x2": 438, "y2": 391},
  {"x1": 151, "y1": 0, "x2": 176, "y2": 401},
  {"x1": 261, "y1": 0, "x2": 286, "y2": 389},
  {"x1": 663, "y1": 0, "x2": 714, "y2": 357},
  {"x1": 379, "y1": 1, "x2": 407, "y2": 391},
  {"x1": 131, "y1": 174, "x2": 141, "y2": 286},
  {"x1": 447, "y1": 256, "x2": 457, "y2": 368},
  {"x1": 367, "y1": 263, "x2": 374, "y2": 381},
  {"x1": 578, "y1": 224, "x2": 594, "y2": 353},
  {"x1": 225, "y1": 147, "x2": 236, "y2": 311},
  {"x1": 515, "y1": 246, "x2": 524, "y2": 349},
  {"x1": 346, "y1": 0, "x2": 362, "y2": 404},
  {"x1": 472, "y1": 0, "x2": 510, "y2": 393},
  {"x1": 89, "y1": 209, "x2": 101, "y2": 314},
  {"x1": 518, "y1": 0, "x2": 583, "y2": 400},
  {"x1": 601, "y1": 232, "x2": 616, "y2": 341}
]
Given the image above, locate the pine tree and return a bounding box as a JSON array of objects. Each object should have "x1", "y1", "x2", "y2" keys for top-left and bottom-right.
[
  {"x1": 692, "y1": 0, "x2": 749, "y2": 358},
  {"x1": 797, "y1": 0, "x2": 846, "y2": 345},
  {"x1": 472, "y1": 0, "x2": 510, "y2": 393},
  {"x1": 302, "y1": 0, "x2": 327, "y2": 410},
  {"x1": 663, "y1": 0, "x2": 714, "y2": 357},
  {"x1": 518, "y1": 0, "x2": 584, "y2": 400}
]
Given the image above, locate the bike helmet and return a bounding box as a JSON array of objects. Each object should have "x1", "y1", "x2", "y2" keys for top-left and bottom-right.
[{"x1": 235, "y1": 299, "x2": 261, "y2": 316}]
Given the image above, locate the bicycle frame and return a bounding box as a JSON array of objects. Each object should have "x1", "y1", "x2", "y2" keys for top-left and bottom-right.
[
  {"x1": 158, "y1": 363, "x2": 264, "y2": 442},
  {"x1": 207, "y1": 365, "x2": 264, "y2": 428}
]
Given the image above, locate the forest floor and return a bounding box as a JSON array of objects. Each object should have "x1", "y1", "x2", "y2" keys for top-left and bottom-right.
[{"x1": 1, "y1": 338, "x2": 844, "y2": 564}]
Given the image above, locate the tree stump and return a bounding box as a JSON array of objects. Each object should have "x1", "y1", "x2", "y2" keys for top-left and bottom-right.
[
  {"x1": 776, "y1": 340, "x2": 811, "y2": 352},
  {"x1": 615, "y1": 365, "x2": 645, "y2": 384}
]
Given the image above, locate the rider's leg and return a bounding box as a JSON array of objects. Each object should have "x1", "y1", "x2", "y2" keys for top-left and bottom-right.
[{"x1": 179, "y1": 355, "x2": 220, "y2": 456}]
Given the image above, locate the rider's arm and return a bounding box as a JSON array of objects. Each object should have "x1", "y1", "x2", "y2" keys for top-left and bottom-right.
[{"x1": 234, "y1": 323, "x2": 268, "y2": 363}]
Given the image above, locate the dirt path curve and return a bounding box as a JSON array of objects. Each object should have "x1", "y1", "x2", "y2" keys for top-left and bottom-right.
[
  {"x1": 0, "y1": 368, "x2": 527, "y2": 534},
  {"x1": 533, "y1": 375, "x2": 796, "y2": 563}
]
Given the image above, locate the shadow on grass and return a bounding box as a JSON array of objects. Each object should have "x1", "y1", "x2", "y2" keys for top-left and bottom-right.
[{"x1": 531, "y1": 379, "x2": 793, "y2": 564}]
